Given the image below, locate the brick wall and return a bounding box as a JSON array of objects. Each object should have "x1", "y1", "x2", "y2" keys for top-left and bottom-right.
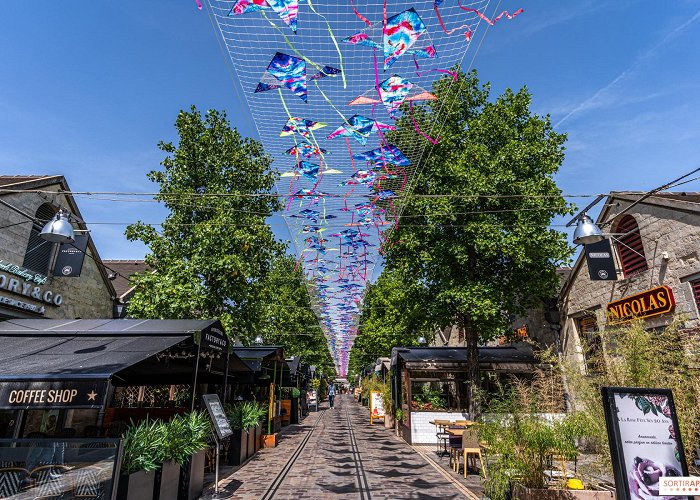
[{"x1": 409, "y1": 410, "x2": 470, "y2": 444}]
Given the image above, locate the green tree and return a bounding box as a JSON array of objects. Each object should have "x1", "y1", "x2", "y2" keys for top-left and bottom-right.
[
  {"x1": 349, "y1": 267, "x2": 433, "y2": 374},
  {"x1": 125, "y1": 107, "x2": 283, "y2": 341},
  {"x1": 383, "y1": 70, "x2": 572, "y2": 413},
  {"x1": 258, "y1": 254, "x2": 334, "y2": 371}
]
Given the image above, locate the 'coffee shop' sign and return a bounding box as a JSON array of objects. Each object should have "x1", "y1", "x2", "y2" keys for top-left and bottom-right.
[
  {"x1": 606, "y1": 285, "x2": 675, "y2": 325},
  {"x1": 0, "y1": 260, "x2": 63, "y2": 315}
]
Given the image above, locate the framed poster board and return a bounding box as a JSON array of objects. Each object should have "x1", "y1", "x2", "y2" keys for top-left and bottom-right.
[
  {"x1": 202, "y1": 394, "x2": 233, "y2": 440},
  {"x1": 601, "y1": 387, "x2": 690, "y2": 499},
  {"x1": 370, "y1": 390, "x2": 385, "y2": 424}
]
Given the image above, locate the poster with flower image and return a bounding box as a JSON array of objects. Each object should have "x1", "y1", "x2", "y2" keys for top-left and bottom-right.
[{"x1": 602, "y1": 387, "x2": 690, "y2": 500}]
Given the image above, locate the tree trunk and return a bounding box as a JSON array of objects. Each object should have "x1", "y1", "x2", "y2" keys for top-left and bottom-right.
[{"x1": 458, "y1": 312, "x2": 480, "y2": 416}]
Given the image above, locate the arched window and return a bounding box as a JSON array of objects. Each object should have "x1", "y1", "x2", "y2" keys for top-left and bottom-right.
[
  {"x1": 614, "y1": 215, "x2": 647, "y2": 277},
  {"x1": 22, "y1": 203, "x2": 57, "y2": 275}
]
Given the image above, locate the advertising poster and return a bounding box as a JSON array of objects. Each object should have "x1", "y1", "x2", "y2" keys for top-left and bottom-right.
[
  {"x1": 602, "y1": 387, "x2": 690, "y2": 500},
  {"x1": 370, "y1": 390, "x2": 384, "y2": 424}
]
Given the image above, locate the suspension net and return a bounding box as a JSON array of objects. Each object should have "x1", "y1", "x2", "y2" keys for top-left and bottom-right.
[{"x1": 203, "y1": 0, "x2": 520, "y2": 375}]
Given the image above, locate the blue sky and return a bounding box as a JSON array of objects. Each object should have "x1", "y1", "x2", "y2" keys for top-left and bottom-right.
[{"x1": 2, "y1": 1, "x2": 700, "y2": 261}]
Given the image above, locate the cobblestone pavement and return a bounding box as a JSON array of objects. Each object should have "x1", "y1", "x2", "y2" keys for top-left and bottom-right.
[{"x1": 207, "y1": 394, "x2": 477, "y2": 499}]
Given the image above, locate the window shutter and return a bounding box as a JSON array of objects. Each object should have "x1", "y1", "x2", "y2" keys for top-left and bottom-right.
[{"x1": 615, "y1": 215, "x2": 647, "y2": 277}]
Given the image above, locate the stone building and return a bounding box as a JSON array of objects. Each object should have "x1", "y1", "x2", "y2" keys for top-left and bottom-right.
[
  {"x1": 0, "y1": 175, "x2": 115, "y2": 320},
  {"x1": 559, "y1": 191, "x2": 700, "y2": 370},
  {"x1": 101, "y1": 259, "x2": 149, "y2": 317}
]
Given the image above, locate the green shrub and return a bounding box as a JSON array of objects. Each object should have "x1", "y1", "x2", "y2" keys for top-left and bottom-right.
[{"x1": 121, "y1": 418, "x2": 165, "y2": 475}]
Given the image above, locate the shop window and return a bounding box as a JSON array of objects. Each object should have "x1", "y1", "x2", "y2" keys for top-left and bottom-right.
[
  {"x1": 22, "y1": 203, "x2": 57, "y2": 275},
  {"x1": 577, "y1": 316, "x2": 602, "y2": 374},
  {"x1": 614, "y1": 215, "x2": 647, "y2": 277}
]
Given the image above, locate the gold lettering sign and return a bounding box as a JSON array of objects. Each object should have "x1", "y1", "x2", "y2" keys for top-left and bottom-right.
[{"x1": 606, "y1": 285, "x2": 676, "y2": 325}]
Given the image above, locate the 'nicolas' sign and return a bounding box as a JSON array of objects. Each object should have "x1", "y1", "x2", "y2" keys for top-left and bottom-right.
[{"x1": 606, "y1": 285, "x2": 675, "y2": 324}]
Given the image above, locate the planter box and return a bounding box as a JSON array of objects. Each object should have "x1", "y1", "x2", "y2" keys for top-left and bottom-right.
[
  {"x1": 178, "y1": 450, "x2": 205, "y2": 500},
  {"x1": 227, "y1": 429, "x2": 247, "y2": 466},
  {"x1": 261, "y1": 433, "x2": 277, "y2": 448},
  {"x1": 154, "y1": 460, "x2": 180, "y2": 500},
  {"x1": 384, "y1": 414, "x2": 395, "y2": 429},
  {"x1": 246, "y1": 429, "x2": 256, "y2": 460},
  {"x1": 512, "y1": 483, "x2": 616, "y2": 499},
  {"x1": 117, "y1": 470, "x2": 156, "y2": 500},
  {"x1": 254, "y1": 424, "x2": 261, "y2": 453},
  {"x1": 291, "y1": 397, "x2": 300, "y2": 424}
]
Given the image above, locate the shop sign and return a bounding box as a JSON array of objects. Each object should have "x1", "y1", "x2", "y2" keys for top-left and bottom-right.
[
  {"x1": 199, "y1": 325, "x2": 228, "y2": 352},
  {"x1": 0, "y1": 379, "x2": 108, "y2": 409},
  {"x1": 601, "y1": 387, "x2": 690, "y2": 500},
  {"x1": 606, "y1": 285, "x2": 675, "y2": 324},
  {"x1": 498, "y1": 325, "x2": 528, "y2": 345},
  {"x1": 52, "y1": 234, "x2": 89, "y2": 277},
  {"x1": 0, "y1": 259, "x2": 64, "y2": 314},
  {"x1": 370, "y1": 390, "x2": 385, "y2": 424},
  {"x1": 202, "y1": 394, "x2": 233, "y2": 440},
  {"x1": 585, "y1": 239, "x2": 617, "y2": 281}
]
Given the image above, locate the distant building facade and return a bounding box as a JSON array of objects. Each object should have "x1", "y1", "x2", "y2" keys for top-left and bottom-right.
[
  {"x1": 559, "y1": 192, "x2": 700, "y2": 371},
  {"x1": 0, "y1": 176, "x2": 115, "y2": 320}
]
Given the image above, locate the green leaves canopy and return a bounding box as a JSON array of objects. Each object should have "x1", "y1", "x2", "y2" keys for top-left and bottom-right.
[{"x1": 125, "y1": 107, "x2": 283, "y2": 341}]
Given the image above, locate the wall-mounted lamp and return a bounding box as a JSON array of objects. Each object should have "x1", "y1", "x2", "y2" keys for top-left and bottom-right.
[{"x1": 40, "y1": 209, "x2": 75, "y2": 244}]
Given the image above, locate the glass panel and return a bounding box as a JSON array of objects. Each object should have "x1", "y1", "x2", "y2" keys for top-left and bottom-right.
[{"x1": 0, "y1": 438, "x2": 121, "y2": 499}]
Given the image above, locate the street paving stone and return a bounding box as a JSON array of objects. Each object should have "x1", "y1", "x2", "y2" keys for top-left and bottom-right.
[{"x1": 207, "y1": 394, "x2": 478, "y2": 499}]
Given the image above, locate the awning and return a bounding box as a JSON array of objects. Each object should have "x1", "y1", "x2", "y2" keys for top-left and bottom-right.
[
  {"x1": 0, "y1": 319, "x2": 249, "y2": 406},
  {"x1": 231, "y1": 346, "x2": 285, "y2": 373},
  {"x1": 391, "y1": 346, "x2": 537, "y2": 371}
]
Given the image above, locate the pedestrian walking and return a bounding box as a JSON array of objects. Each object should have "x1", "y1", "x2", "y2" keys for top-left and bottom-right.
[{"x1": 328, "y1": 383, "x2": 336, "y2": 409}]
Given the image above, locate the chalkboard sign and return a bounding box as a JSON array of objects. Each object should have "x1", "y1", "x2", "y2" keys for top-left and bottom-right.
[{"x1": 202, "y1": 394, "x2": 233, "y2": 440}]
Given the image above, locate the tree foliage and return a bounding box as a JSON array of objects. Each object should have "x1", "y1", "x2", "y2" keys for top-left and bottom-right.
[
  {"x1": 125, "y1": 107, "x2": 283, "y2": 341},
  {"x1": 258, "y1": 254, "x2": 334, "y2": 371},
  {"x1": 349, "y1": 268, "x2": 433, "y2": 375},
  {"x1": 379, "y1": 70, "x2": 573, "y2": 410}
]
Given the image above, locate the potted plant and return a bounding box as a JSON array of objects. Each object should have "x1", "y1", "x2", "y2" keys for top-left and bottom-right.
[
  {"x1": 118, "y1": 418, "x2": 162, "y2": 500},
  {"x1": 290, "y1": 387, "x2": 301, "y2": 424},
  {"x1": 153, "y1": 418, "x2": 183, "y2": 500},
  {"x1": 241, "y1": 401, "x2": 266, "y2": 458},
  {"x1": 175, "y1": 411, "x2": 210, "y2": 500},
  {"x1": 225, "y1": 403, "x2": 248, "y2": 465},
  {"x1": 394, "y1": 409, "x2": 405, "y2": 437}
]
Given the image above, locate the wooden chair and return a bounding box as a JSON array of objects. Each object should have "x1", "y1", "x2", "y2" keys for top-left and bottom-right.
[
  {"x1": 29, "y1": 464, "x2": 71, "y2": 499},
  {"x1": 0, "y1": 467, "x2": 28, "y2": 498},
  {"x1": 433, "y1": 420, "x2": 450, "y2": 457},
  {"x1": 74, "y1": 465, "x2": 104, "y2": 499},
  {"x1": 447, "y1": 428, "x2": 462, "y2": 471},
  {"x1": 461, "y1": 428, "x2": 485, "y2": 478}
]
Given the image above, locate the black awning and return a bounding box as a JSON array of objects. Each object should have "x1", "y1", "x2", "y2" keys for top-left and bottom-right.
[
  {"x1": 391, "y1": 346, "x2": 536, "y2": 369},
  {"x1": 0, "y1": 319, "x2": 244, "y2": 384}
]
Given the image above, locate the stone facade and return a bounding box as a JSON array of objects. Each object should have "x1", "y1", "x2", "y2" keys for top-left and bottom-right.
[
  {"x1": 0, "y1": 176, "x2": 115, "y2": 320},
  {"x1": 559, "y1": 192, "x2": 700, "y2": 369}
]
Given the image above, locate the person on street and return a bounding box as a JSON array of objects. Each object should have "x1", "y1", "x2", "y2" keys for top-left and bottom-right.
[{"x1": 328, "y1": 383, "x2": 336, "y2": 409}]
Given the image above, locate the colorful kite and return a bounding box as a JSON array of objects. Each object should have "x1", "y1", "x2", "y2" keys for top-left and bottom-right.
[
  {"x1": 280, "y1": 117, "x2": 327, "y2": 138},
  {"x1": 228, "y1": 0, "x2": 300, "y2": 33},
  {"x1": 353, "y1": 145, "x2": 410, "y2": 167},
  {"x1": 349, "y1": 75, "x2": 437, "y2": 116},
  {"x1": 326, "y1": 115, "x2": 395, "y2": 145},
  {"x1": 285, "y1": 141, "x2": 329, "y2": 158},
  {"x1": 255, "y1": 53, "x2": 341, "y2": 102},
  {"x1": 343, "y1": 8, "x2": 436, "y2": 69}
]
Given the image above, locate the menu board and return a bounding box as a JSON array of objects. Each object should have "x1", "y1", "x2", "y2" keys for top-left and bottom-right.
[
  {"x1": 602, "y1": 387, "x2": 690, "y2": 500},
  {"x1": 370, "y1": 390, "x2": 385, "y2": 424},
  {"x1": 202, "y1": 394, "x2": 233, "y2": 440}
]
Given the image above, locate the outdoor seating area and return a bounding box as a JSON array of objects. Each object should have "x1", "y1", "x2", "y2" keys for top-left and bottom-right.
[{"x1": 429, "y1": 419, "x2": 485, "y2": 479}]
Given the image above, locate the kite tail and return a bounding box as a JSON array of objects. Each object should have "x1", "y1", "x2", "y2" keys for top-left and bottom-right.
[
  {"x1": 314, "y1": 81, "x2": 350, "y2": 123},
  {"x1": 372, "y1": 49, "x2": 382, "y2": 103},
  {"x1": 416, "y1": 67, "x2": 459, "y2": 81},
  {"x1": 457, "y1": 2, "x2": 524, "y2": 26},
  {"x1": 348, "y1": 0, "x2": 372, "y2": 26},
  {"x1": 307, "y1": 0, "x2": 347, "y2": 89},
  {"x1": 196, "y1": 0, "x2": 202, "y2": 9},
  {"x1": 410, "y1": 102, "x2": 440, "y2": 144},
  {"x1": 345, "y1": 137, "x2": 356, "y2": 171},
  {"x1": 433, "y1": 4, "x2": 475, "y2": 39},
  {"x1": 262, "y1": 12, "x2": 324, "y2": 71}
]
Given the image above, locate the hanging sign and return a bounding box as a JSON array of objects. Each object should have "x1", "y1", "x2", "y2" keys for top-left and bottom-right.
[
  {"x1": 606, "y1": 286, "x2": 675, "y2": 325},
  {"x1": 53, "y1": 234, "x2": 89, "y2": 277},
  {"x1": 202, "y1": 394, "x2": 233, "y2": 440},
  {"x1": 601, "y1": 387, "x2": 690, "y2": 499},
  {"x1": 585, "y1": 239, "x2": 617, "y2": 281},
  {"x1": 0, "y1": 379, "x2": 107, "y2": 409},
  {"x1": 370, "y1": 390, "x2": 385, "y2": 424}
]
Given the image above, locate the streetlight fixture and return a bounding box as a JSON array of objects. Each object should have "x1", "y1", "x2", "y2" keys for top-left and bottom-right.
[
  {"x1": 572, "y1": 213, "x2": 604, "y2": 245},
  {"x1": 40, "y1": 210, "x2": 75, "y2": 244},
  {"x1": 417, "y1": 336, "x2": 427, "y2": 345},
  {"x1": 253, "y1": 335, "x2": 264, "y2": 345}
]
